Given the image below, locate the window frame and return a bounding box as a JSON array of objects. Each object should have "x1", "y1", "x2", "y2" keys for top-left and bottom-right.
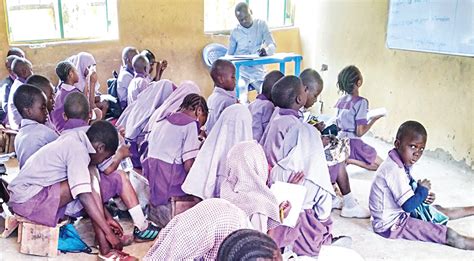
[
  {"x1": 204, "y1": 0, "x2": 294, "y2": 35},
  {"x1": 4, "y1": 0, "x2": 118, "y2": 45}
]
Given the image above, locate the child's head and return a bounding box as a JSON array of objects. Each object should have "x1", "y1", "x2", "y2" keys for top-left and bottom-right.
[
  {"x1": 122, "y1": 46, "x2": 139, "y2": 70},
  {"x1": 5, "y1": 55, "x2": 20, "y2": 76},
  {"x1": 262, "y1": 70, "x2": 284, "y2": 101},
  {"x1": 178, "y1": 93, "x2": 209, "y2": 127},
  {"x1": 86, "y1": 121, "x2": 119, "y2": 165},
  {"x1": 26, "y1": 75, "x2": 55, "y2": 112},
  {"x1": 271, "y1": 75, "x2": 307, "y2": 110},
  {"x1": 300, "y1": 68, "x2": 323, "y2": 109},
  {"x1": 395, "y1": 120, "x2": 427, "y2": 167},
  {"x1": 337, "y1": 65, "x2": 363, "y2": 95},
  {"x1": 217, "y1": 229, "x2": 282, "y2": 261},
  {"x1": 132, "y1": 54, "x2": 150, "y2": 75},
  {"x1": 64, "y1": 92, "x2": 90, "y2": 122},
  {"x1": 141, "y1": 49, "x2": 156, "y2": 74},
  {"x1": 210, "y1": 59, "x2": 236, "y2": 91},
  {"x1": 12, "y1": 58, "x2": 33, "y2": 80},
  {"x1": 13, "y1": 84, "x2": 48, "y2": 124},
  {"x1": 7, "y1": 47, "x2": 25, "y2": 58},
  {"x1": 56, "y1": 61, "x2": 79, "y2": 84},
  {"x1": 234, "y1": 2, "x2": 253, "y2": 28}
]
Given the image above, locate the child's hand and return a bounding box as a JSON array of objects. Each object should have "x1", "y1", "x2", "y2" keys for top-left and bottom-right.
[
  {"x1": 107, "y1": 218, "x2": 124, "y2": 237},
  {"x1": 89, "y1": 70, "x2": 98, "y2": 84},
  {"x1": 159, "y1": 60, "x2": 168, "y2": 72},
  {"x1": 279, "y1": 200, "x2": 292, "y2": 219},
  {"x1": 118, "y1": 127, "x2": 125, "y2": 138},
  {"x1": 288, "y1": 171, "x2": 305, "y2": 184},
  {"x1": 418, "y1": 179, "x2": 431, "y2": 190},
  {"x1": 116, "y1": 144, "x2": 131, "y2": 160},
  {"x1": 424, "y1": 192, "x2": 436, "y2": 204},
  {"x1": 257, "y1": 48, "x2": 268, "y2": 57},
  {"x1": 105, "y1": 232, "x2": 123, "y2": 250}
]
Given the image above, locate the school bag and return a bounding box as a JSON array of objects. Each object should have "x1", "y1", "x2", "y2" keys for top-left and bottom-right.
[
  {"x1": 58, "y1": 224, "x2": 93, "y2": 254},
  {"x1": 409, "y1": 180, "x2": 449, "y2": 225},
  {"x1": 106, "y1": 71, "x2": 123, "y2": 119}
]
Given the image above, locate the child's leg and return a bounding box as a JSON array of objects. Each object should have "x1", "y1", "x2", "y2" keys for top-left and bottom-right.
[
  {"x1": 336, "y1": 163, "x2": 370, "y2": 218},
  {"x1": 434, "y1": 205, "x2": 474, "y2": 220},
  {"x1": 346, "y1": 158, "x2": 379, "y2": 171},
  {"x1": 446, "y1": 228, "x2": 474, "y2": 250}
]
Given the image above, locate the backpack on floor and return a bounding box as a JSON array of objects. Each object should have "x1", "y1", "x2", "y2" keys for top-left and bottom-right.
[{"x1": 106, "y1": 71, "x2": 123, "y2": 119}]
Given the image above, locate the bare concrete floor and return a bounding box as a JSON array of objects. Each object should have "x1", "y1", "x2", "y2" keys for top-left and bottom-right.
[{"x1": 1, "y1": 136, "x2": 473, "y2": 260}]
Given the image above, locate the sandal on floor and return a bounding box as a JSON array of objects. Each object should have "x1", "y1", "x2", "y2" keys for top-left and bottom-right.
[
  {"x1": 133, "y1": 222, "x2": 160, "y2": 242},
  {"x1": 98, "y1": 249, "x2": 138, "y2": 261},
  {"x1": 1, "y1": 215, "x2": 18, "y2": 238}
]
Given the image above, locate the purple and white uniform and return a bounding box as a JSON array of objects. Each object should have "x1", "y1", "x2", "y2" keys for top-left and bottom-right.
[
  {"x1": 51, "y1": 83, "x2": 81, "y2": 132},
  {"x1": 8, "y1": 131, "x2": 95, "y2": 227},
  {"x1": 369, "y1": 149, "x2": 447, "y2": 244},
  {"x1": 142, "y1": 112, "x2": 201, "y2": 207},
  {"x1": 335, "y1": 94, "x2": 377, "y2": 165},
  {"x1": 127, "y1": 73, "x2": 151, "y2": 104},
  {"x1": 15, "y1": 119, "x2": 59, "y2": 168},
  {"x1": 248, "y1": 94, "x2": 274, "y2": 141},
  {"x1": 205, "y1": 86, "x2": 236, "y2": 133},
  {"x1": 117, "y1": 66, "x2": 134, "y2": 109},
  {"x1": 6, "y1": 78, "x2": 26, "y2": 130},
  {"x1": 62, "y1": 119, "x2": 124, "y2": 204},
  {"x1": 260, "y1": 107, "x2": 303, "y2": 167}
]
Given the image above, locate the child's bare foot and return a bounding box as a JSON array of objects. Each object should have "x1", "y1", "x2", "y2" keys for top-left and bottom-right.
[{"x1": 446, "y1": 228, "x2": 474, "y2": 250}]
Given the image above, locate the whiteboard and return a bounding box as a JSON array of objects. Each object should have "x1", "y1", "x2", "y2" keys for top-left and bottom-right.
[{"x1": 386, "y1": 0, "x2": 474, "y2": 57}]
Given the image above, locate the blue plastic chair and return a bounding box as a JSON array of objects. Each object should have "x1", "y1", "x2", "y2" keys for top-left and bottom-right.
[{"x1": 202, "y1": 43, "x2": 228, "y2": 68}]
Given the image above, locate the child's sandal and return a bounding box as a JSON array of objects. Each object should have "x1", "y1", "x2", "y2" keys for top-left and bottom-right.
[
  {"x1": 133, "y1": 222, "x2": 160, "y2": 242},
  {"x1": 98, "y1": 249, "x2": 137, "y2": 261}
]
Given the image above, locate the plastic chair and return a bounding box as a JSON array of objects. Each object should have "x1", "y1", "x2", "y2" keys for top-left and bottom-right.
[{"x1": 202, "y1": 43, "x2": 228, "y2": 68}]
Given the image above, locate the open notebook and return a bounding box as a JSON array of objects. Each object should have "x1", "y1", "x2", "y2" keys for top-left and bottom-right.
[{"x1": 270, "y1": 181, "x2": 307, "y2": 228}]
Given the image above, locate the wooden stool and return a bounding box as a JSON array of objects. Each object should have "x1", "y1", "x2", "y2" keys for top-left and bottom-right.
[
  {"x1": 16, "y1": 215, "x2": 68, "y2": 257},
  {"x1": 2, "y1": 128, "x2": 18, "y2": 153},
  {"x1": 170, "y1": 195, "x2": 201, "y2": 218}
]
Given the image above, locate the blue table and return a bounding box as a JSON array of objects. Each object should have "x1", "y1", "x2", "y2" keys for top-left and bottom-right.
[{"x1": 223, "y1": 53, "x2": 303, "y2": 99}]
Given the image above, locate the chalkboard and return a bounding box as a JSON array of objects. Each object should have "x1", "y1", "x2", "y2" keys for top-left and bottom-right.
[{"x1": 386, "y1": 0, "x2": 474, "y2": 57}]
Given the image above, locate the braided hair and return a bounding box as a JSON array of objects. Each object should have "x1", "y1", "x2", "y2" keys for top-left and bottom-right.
[
  {"x1": 216, "y1": 229, "x2": 280, "y2": 261},
  {"x1": 56, "y1": 61, "x2": 75, "y2": 82},
  {"x1": 337, "y1": 65, "x2": 361, "y2": 94},
  {"x1": 179, "y1": 93, "x2": 209, "y2": 115}
]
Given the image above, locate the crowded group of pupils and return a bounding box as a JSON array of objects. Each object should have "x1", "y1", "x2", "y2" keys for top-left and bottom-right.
[{"x1": 2, "y1": 44, "x2": 474, "y2": 260}]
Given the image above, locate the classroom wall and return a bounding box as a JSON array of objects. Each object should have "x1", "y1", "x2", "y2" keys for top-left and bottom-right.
[
  {"x1": 0, "y1": 0, "x2": 301, "y2": 99},
  {"x1": 295, "y1": 0, "x2": 473, "y2": 169}
]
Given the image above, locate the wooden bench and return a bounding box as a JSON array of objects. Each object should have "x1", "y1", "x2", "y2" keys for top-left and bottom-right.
[
  {"x1": 16, "y1": 215, "x2": 68, "y2": 257},
  {"x1": 1, "y1": 128, "x2": 18, "y2": 153}
]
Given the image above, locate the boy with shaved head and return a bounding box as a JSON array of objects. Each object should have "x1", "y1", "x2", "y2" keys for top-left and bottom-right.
[
  {"x1": 205, "y1": 59, "x2": 236, "y2": 133},
  {"x1": 7, "y1": 57, "x2": 33, "y2": 130},
  {"x1": 117, "y1": 47, "x2": 139, "y2": 108},
  {"x1": 127, "y1": 54, "x2": 150, "y2": 104}
]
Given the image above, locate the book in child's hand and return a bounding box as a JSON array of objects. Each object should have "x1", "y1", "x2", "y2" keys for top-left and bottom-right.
[
  {"x1": 270, "y1": 181, "x2": 307, "y2": 228},
  {"x1": 367, "y1": 107, "x2": 387, "y2": 120}
]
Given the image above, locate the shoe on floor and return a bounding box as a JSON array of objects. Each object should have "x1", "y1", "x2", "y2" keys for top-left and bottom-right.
[
  {"x1": 340, "y1": 202, "x2": 370, "y2": 218},
  {"x1": 133, "y1": 222, "x2": 161, "y2": 242},
  {"x1": 331, "y1": 236, "x2": 352, "y2": 248},
  {"x1": 98, "y1": 250, "x2": 138, "y2": 261},
  {"x1": 332, "y1": 196, "x2": 343, "y2": 210}
]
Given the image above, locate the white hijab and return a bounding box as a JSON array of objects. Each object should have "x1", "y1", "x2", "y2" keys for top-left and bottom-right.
[
  {"x1": 123, "y1": 79, "x2": 175, "y2": 140},
  {"x1": 182, "y1": 104, "x2": 253, "y2": 199},
  {"x1": 271, "y1": 123, "x2": 335, "y2": 197}
]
